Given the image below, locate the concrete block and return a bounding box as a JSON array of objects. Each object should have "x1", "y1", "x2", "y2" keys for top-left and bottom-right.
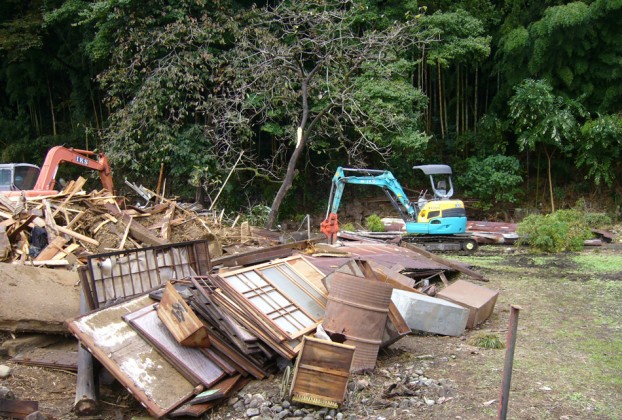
[
  {"x1": 391, "y1": 289, "x2": 469, "y2": 336},
  {"x1": 436, "y1": 280, "x2": 499, "y2": 329}
]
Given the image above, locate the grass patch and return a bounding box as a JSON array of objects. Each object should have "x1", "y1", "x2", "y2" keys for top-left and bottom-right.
[
  {"x1": 571, "y1": 253, "x2": 622, "y2": 274},
  {"x1": 467, "y1": 332, "x2": 504, "y2": 349}
]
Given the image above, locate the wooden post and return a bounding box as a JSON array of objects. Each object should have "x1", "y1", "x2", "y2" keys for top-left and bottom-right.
[
  {"x1": 74, "y1": 280, "x2": 99, "y2": 415},
  {"x1": 156, "y1": 161, "x2": 165, "y2": 196}
]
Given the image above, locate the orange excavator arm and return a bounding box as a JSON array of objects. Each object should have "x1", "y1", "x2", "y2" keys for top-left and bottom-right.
[{"x1": 33, "y1": 146, "x2": 114, "y2": 193}]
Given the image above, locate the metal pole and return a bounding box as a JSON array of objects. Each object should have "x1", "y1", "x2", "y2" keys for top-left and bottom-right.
[{"x1": 498, "y1": 305, "x2": 522, "y2": 420}]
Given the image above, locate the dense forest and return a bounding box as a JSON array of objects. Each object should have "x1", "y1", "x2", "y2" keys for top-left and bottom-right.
[{"x1": 1, "y1": 0, "x2": 621, "y2": 226}]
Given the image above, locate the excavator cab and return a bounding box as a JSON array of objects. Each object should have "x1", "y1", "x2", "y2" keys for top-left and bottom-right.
[
  {"x1": 0, "y1": 163, "x2": 40, "y2": 191},
  {"x1": 413, "y1": 164, "x2": 455, "y2": 200}
]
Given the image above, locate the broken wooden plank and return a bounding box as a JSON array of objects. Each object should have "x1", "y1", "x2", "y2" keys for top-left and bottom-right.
[
  {"x1": 7, "y1": 214, "x2": 36, "y2": 241},
  {"x1": 118, "y1": 216, "x2": 133, "y2": 250},
  {"x1": 66, "y1": 210, "x2": 87, "y2": 229},
  {"x1": 57, "y1": 225, "x2": 99, "y2": 246},
  {"x1": 24, "y1": 260, "x2": 70, "y2": 267},
  {"x1": 160, "y1": 203, "x2": 175, "y2": 240},
  {"x1": 52, "y1": 177, "x2": 87, "y2": 217},
  {"x1": 34, "y1": 236, "x2": 68, "y2": 262},
  {"x1": 11, "y1": 347, "x2": 78, "y2": 371}
]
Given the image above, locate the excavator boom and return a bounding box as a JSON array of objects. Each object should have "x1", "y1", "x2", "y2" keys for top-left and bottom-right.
[{"x1": 34, "y1": 146, "x2": 113, "y2": 193}]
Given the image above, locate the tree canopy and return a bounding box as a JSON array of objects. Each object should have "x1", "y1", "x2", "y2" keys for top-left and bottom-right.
[{"x1": 1, "y1": 0, "x2": 621, "y2": 221}]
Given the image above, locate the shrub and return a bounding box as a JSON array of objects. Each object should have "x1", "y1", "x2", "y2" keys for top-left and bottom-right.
[
  {"x1": 365, "y1": 214, "x2": 385, "y2": 232},
  {"x1": 457, "y1": 154, "x2": 523, "y2": 210},
  {"x1": 517, "y1": 209, "x2": 593, "y2": 252},
  {"x1": 245, "y1": 205, "x2": 271, "y2": 226}
]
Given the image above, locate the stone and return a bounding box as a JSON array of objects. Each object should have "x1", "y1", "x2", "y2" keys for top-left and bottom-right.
[
  {"x1": 282, "y1": 400, "x2": 291, "y2": 409},
  {"x1": 233, "y1": 400, "x2": 246, "y2": 412},
  {"x1": 399, "y1": 399, "x2": 411, "y2": 409},
  {"x1": 0, "y1": 385, "x2": 15, "y2": 399},
  {"x1": 273, "y1": 404, "x2": 283, "y2": 413},
  {"x1": 277, "y1": 410, "x2": 290, "y2": 419},
  {"x1": 246, "y1": 407, "x2": 260, "y2": 417},
  {"x1": 0, "y1": 364, "x2": 12, "y2": 379},
  {"x1": 335, "y1": 413, "x2": 344, "y2": 420},
  {"x1": 294, "y1": 409, "x2": 305, "y2": 416}
]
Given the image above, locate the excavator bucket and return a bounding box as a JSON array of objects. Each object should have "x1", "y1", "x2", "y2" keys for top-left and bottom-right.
[{"x1": 320, "y1": 213, "x2": 339, "y2": 244}]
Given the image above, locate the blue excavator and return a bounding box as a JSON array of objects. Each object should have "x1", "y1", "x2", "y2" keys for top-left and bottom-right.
[{"x1": 320, "y1": 165, "x2": 478, "y2": 252}]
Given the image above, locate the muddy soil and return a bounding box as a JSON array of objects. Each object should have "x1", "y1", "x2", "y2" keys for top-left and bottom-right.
[{"x1": 1, "y1": 245, "x2": 621, "y2": 419}]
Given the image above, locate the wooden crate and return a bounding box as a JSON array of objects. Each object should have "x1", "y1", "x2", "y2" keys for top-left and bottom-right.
[{"x1": 289, "y1": 336, "x2": 355, "y2": 408}]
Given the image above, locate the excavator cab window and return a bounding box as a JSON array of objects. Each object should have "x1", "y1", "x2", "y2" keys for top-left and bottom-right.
[
  {"x1": 436, "y1": 180, "x2": 447, "y2": 196},
  {"x1": 14, "y1": 166, "x2": 39, "y2": 190},
  {"x1": 428, "y1": 210, "x2": 441, "y2": 219},
  {"x1": 0, "y1": 168, "x2": 11, "y2": 190}
]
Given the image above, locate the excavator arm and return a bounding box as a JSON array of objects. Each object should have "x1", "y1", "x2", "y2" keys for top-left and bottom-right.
[
  {"x1": 320, "y1": 167, "x2": 418, "y2": 243},
  {"x1": 33, "y1": 146, "x2": 114, "y2": 193}
]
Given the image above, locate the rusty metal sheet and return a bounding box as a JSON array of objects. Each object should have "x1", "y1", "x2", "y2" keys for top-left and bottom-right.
[
  {"x1": 467, "y1": 221, "x2": 519, "y2": 244},
  {"x1": 323, "y1": 272, "x2": 392, "y2": 373},
  {"x1": 303, "y1": 242, "x2": 450, "y2": 275}
]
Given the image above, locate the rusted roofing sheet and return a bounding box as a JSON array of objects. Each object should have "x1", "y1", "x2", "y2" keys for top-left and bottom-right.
[{"x1": 302, "y1": 242, "x2": 451, "y2": 275}]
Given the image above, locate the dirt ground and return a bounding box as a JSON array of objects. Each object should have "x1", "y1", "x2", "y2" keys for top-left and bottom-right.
[{"x1": 1, "y1": 244, "x2": 621, "y2": 419}]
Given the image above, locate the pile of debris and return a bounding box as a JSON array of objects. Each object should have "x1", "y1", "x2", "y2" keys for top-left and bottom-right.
[
  {"x1": 0, "y1": 182, "x2": 501, "y2": 419},
  {"x1": 0, "y1": 177, "x2": 224, "y2": 266}
]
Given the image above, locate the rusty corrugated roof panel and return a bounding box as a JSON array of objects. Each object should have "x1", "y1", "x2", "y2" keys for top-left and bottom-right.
[{"x1": 302, "y1": 242, "x2": 451, "y2": 274}]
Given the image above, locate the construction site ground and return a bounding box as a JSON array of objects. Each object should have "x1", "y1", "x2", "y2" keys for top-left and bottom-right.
[{"x1": 1, "y1": 243, "x2": 621, "y2": 419}]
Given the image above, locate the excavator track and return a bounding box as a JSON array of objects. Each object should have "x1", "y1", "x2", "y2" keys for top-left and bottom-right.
[{"x1": 401, "y1": 234, "x2": 478, "y2": 254}]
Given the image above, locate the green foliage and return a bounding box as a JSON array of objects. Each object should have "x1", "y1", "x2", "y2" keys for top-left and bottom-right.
[
  {"x1": 467, "y1": 332, "x2": 504, "y2": 349},
  {"x1": 245, "y1": 205, "x2": 271, "y2": 226},
  {"x1": 352, "y1": 60, "x2": 429, "y2": 151},
  {"x1": 517, "y1": 209, "x2": 593, "y2": 253},
  {"x1": 576, "y1": 114, "x2": 622, "y2": 187},
  {"x1": 457, "y1": 154, "x2": 522, "y2": 209},
  {"x1": 365, "y1": 214, "x2": 385, "y2": 232},
  {"x1": 420, "y1": 9, "x2": 491, "y2": 67},
  {"x1": 509, "y1": 79, "x2": 583, "y2": 152}
]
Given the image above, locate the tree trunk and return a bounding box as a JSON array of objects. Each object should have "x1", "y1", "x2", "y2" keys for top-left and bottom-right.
[
  {"x1": 437, "y1": 60, "x2": 444, "y2": 138},
  {"x1": 456, "y1": 64, "x2": 460, "y2": 137},
  {"x1": 545, "y1": 148, "x2": 555, "y2": 213},
  {"x1": 47, "y1": 78, "x2": 57, "y2": 137},
  {"x1": 265, "y1": 65, "x2": 322, "y2": 229},
  {"x1": 474, "y1": 66, "x2": 478, "y2": 134},
  {"x1": 265, "y1": 128, "x2": 306, "y2": 229}
]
